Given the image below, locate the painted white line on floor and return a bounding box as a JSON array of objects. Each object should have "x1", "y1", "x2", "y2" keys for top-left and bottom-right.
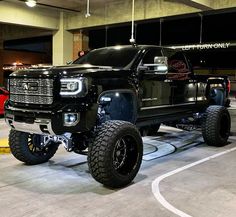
[{"x1": 152, "y1": 147, "x2": 236, "y2": 217}]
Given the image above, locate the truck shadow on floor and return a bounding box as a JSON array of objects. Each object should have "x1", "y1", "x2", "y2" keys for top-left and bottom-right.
[
  {"x1": 1, "y1": 128, "x2": 233, "y2": 195},
  {"x1": 143, "y1": 129, "x2": 204, "y2": 161}
]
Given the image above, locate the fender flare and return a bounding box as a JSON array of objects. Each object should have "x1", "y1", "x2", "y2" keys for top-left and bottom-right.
[
  {"x1": 206, "y1": 79, "x2": 226, "y2": 106},
  {"x1": 98, "y1": 89, "x2": 138, "y2": 124}
]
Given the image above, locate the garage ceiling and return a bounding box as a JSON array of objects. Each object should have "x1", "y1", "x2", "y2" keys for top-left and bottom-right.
[
  {"x1": 38, "y1": 0, "x2": 112, "y2": 7},
  {"x1": 2, "y1": 0, "x2": 236, "y2": 14},
  {"x1": 1, "y1": 0, "x2": 236, "y2": 41},
  {"x1": 6, "y1": 0, "x2": 116, "y2": 12},
  {"x1": 31, "y1": 0, "x2": 214, "y2": 11},
  {"x1": 0, "y1": 23, "x2": 52, "y2": 40},
  {"x1": 20, "y1": 0, "x2": 213, "y2": 11},
  {"x1": 36, "y1": 0, "x2": 82, "y2": 11}
]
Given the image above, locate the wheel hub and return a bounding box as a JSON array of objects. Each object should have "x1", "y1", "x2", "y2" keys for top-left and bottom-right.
[{"x1": 113, "y1": 138, "x2": 127, "y2": 170}]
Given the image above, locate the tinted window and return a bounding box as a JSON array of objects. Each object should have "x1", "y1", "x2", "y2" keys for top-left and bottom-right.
[
  {"x1": 74, "y1": 47, "x2": 139, "y2": 68},
  {"x1": 142, "y1": 49, "x2": 162, "y2": 64},
  {"x1": 163, "y1": 50, "x2": 190, "y2": 73}
]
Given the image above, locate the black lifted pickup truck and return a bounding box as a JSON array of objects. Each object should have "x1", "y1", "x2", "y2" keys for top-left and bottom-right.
[{"x1": 5, "y1": 45, "x2": 231, "y2": 188}]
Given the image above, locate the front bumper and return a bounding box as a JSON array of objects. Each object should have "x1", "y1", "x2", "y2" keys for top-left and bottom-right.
[{"x1": 4, "y1": 102, "x2": 98, "y2": 135}]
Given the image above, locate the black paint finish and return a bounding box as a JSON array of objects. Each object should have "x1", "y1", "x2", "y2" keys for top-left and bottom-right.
[{"x1": 5, "y1": 45, "x2": 230, "y2": 134}]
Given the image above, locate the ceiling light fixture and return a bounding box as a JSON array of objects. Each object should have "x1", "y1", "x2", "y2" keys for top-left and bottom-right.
[{"x1": 25, "y1": 0, "x2": 37, "y2": 8}]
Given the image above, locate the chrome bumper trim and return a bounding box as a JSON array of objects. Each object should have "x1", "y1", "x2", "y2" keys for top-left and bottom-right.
[
  {"x1": 6, "y1": 118, "x2": 55, "y2": 135},
  {"x1": 6, "y1": 106, "x2": 52, "y2": 114}
]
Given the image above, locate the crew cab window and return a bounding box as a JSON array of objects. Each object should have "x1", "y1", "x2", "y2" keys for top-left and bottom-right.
[
  {"x1": 168, "y1": 52, "x2": 190, "y2": 73},
  {"x1": 142, "y1": 49, "x2": 162, "y2": 64},
  {"x1": 0, "y1": 89, "x2": 3, "y2": 95},
  {"x1": 164, "y1": 50, "x2": 191, "y2": 80}
]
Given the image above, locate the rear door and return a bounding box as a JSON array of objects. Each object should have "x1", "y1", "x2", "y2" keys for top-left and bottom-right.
[{"x1": 165, "y1": 50, "x2": 197, "y2": 105}]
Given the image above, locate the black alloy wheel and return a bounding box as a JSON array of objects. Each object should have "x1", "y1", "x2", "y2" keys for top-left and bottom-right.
[
  {"x1": 9, "y1": 130, "x2": 59, "y2": 165},
  {"x1": 88, "y1": 120, "x2": 143, "y2": 188},
  {"x1": 202, "y1": 105, "x2": 231, "y2": 147}
]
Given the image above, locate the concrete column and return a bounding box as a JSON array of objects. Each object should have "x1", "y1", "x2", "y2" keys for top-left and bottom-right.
[
  {"x1": 53, "y1": 12, "x2": 73, "y2": 66},
  {"x1": 73, "y1": 31, "x2": 89, "y2": 60}
]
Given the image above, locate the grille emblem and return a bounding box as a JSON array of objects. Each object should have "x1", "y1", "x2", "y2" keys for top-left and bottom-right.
[
  {"x1": 19, "y1": 82, "x2": 38, "y2": 91},
  {"x1": 22, "y1": 83, "x2": 28, "y2": 90}
]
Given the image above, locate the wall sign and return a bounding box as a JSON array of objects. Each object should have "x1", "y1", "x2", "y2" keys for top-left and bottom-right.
[{"x1": 172, "y1": 42, "x2": 231, "y2": 51}]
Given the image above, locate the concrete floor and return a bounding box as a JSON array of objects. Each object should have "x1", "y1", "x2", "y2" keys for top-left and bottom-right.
[{"x1": 0, "y1": 108, "x2": 236, "y2": 217}]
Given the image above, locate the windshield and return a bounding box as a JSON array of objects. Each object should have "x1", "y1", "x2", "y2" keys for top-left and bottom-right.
[{"x1": 73, "y1": 46, "x2": 139, "y2": 68}]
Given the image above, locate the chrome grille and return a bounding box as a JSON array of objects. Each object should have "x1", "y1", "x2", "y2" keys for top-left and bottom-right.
[{"x1": 10, "y1": 78, "x2": 53, "y2": 105}]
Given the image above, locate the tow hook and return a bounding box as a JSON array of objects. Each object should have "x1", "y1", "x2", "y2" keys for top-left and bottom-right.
[{"x1": 43, "y1": 133, "x2": 73, "y2": 152}]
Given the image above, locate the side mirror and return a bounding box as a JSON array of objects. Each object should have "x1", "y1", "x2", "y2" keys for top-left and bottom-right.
[{"x1": 154, "y1": 56, "x2": 168, "y2": 65}]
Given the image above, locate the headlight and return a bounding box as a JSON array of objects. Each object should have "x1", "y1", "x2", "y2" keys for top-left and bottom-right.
[{"x1": 60, "y1": 77, "x2": 88, "y2": 97}]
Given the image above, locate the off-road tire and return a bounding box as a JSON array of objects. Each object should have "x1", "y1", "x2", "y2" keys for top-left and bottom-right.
[
  {"x1": 88, "y1": 120, "x2": 143, "y2": 188},
  {"x1": 202, "y1": 106, "x2": 231, "y2": 147},
  {"x1": 9, "y1": 130, "x2": 59, "y2": 165}
]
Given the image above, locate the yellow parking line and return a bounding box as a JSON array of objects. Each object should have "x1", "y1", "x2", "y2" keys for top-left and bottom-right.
[
  {"x1": 0, "y1": 138, "x2": 8, "y2": 147},
  {"x1": 0, "y1": 138, "x2": 10, "y2": 154}
]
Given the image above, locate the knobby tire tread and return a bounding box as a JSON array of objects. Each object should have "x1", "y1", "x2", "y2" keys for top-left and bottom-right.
[
  {"x1": 9, "y1": 130, "x2": 58, "y2": 165},
  {"x1": 202, "y1": 106, "x2": 230, "y2": 147},
  {"x1": 88, "y1": 120, "x2": 143, "y2": 188}
]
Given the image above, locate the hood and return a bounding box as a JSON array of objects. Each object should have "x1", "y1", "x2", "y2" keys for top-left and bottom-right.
[{"x1": 10, "y1": 64, "x2": 131, "y2": 79}]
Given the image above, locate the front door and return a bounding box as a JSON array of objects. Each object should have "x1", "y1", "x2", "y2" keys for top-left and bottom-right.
[{"x1": 138, "y1": 49, "x2": 172, "y2": 115}]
